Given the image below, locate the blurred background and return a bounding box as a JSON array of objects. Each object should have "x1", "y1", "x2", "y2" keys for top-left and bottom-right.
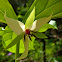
[{"x1": 0, "y1": 0, "x2": 62, "y2": 62}]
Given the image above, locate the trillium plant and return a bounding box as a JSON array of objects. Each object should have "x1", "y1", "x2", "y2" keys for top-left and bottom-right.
[
  {"x1": 4, "y1": 7, "x2": 53, "y2": 60},
  {"x1": 0, "y1": 0, "x2": 62, "y2": 62}
]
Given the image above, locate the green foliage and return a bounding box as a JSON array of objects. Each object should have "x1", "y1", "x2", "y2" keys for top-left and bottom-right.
[
  {"x1": 0, "y1": 0, "x2": 17, "y2": 23},
  {"x1": 0, "y1": 31, "x2": 6, "y2": 36},
  {"x1": 3, "y1": 33, "x2": 12, "y2": 41},
  {"x1": 23, "y1": 0, "x2": 62, "y2": 23},
  {"x1": 0, "y1": 0, "x2": 62, "y2": 23},
  {"x1": 39, "y1": 23, "x2": 57, "y2": 32},
  {"x1": 5, "y1": 34, "x2": 24, "y2": 49},
  {"x1": 36, "y1": 0, "x2": 62, "y2": 19},
  {"x1": 35, "y1": 0, "x2": 48, "y2": 16}
]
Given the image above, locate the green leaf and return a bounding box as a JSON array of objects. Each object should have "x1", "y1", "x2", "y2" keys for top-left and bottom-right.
[
  {"x1": 5, "y1": 33, "x2": 24, "y2": 49},
  {"x1": 0, "y1": 0, "x2": 17, "y2": 23},
  {"x1": 0, "y1": 27, "x2": 2, "y2": 30},
  {"x1": 4, "y1": 15, "x2": 24, "y2": 35},
  {"x1": 30, "y1": 12, "x2": 53, "y2": 31},
  {"x1": 0, "y1": 27, "x2": 6, "y2": 36},
  {"x1": 3, "y1": 33, "x2": 12, "y2": 41},
  {"x1": 39, "y1": 23, "x2": 57, "y2": 32},
  {"x1": 52, "y1": 12, "x2": 62, "y2": 19},
  {"x1": 29, "y1": 36, "x2": 35, "y2": 50},
  {"x1": 25, "y1": 7, "x2": 35, "y2": 29},
  {"x1": 33, "y1": 32, "x2": 48, "y2": 39},
  {"x1": 0, "y1": 31, "x2": 6, "y2": 36},
  {"x1": 35, "y1": 0, "x2": 48, "y2": 16},
  {"x1": 0, "y1": 19, "x2": 6, "y2": 23},
  {"x1": 36, "y1": 0, "x2": 62, "y2": 19}
]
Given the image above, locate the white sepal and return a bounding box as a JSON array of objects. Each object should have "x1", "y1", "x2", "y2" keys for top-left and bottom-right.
[
  {"x1": 30, "y1": 12, "x2": 53, "y2": 31},
  {"x1": 16, "y1": 35, "x2": 29, "y2": 60}
]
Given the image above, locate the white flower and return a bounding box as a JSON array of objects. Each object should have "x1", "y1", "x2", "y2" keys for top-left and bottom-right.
[{"x1": 4, "y1": 7, "x2": 53, "y2": 60}]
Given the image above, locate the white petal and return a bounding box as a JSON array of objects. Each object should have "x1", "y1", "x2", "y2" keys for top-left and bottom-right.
[
  {"x1": 18, "y1": 21, "x2": 25, "y2": 31},
  {"x1": 29, "y1": 20, "x2": 37, "y2": 31},
  {"x1": 4, "y1": 14, "x2": 25, "y2": 35},
  {"x1": 1, "y1": 27, "x2": 5, "y2": 30}
]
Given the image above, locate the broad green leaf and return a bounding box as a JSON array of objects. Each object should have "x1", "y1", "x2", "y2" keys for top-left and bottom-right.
[
  {"x1": 33, "y1": 32, "x2": 48, "y2": 39},
  {"x1": 52, "y1": 12, "x2": 62, "y2": 19},
  {"x1": 16, "y1": 35, "x2": 29, "y2": 60},
  {"x1": 5, "y1": 33, "x2": 24, "y2": 49},
  {"x1": 0, "y1": 27, "x2": 2, "y2": 30},
  {"x1": 29, "y1": 36, "x2": 35, "y2": 50},
  {"x1": 0, "y1": 31, "x2": 6, "y2": 36},
  {"x1": 23, "y1": 0, "x2": 38, "y2": 23},
  {"x1": 36, "y1": 0, "x2": 62, "y2": 19},
  {"x1": 0, "y1": 19, "x2": 6, "y2": 23},
  {"x1": 4, "y1": 15, "x2": 25, "y2": 35},
  {"x1": 25, "y1": 7, "x2": 35, "y2": 29},
  {"x1": 35, "y1": 0, "x2": 48, "y2": 16},
  {"x1": 3, "y1": 33, "x2": 12, "y2": 41},
  {"x1": 0, "y1": 27, "x2": 6, "y2": 36},
  {"x1": 39, "y1": 23, "x2": 57, "y2": 32},
  {"x1": 46, "y1": 0, "x2": 61, "y2": 8},
  {"x1": 30, "y1": 12, "x2": 53, "y2": 31},
  {"x1": 0, "y1": 0, "x2": 17, "y2": 23}
]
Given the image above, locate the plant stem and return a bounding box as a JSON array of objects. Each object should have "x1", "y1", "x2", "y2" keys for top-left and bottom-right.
[{"x1": 15, "y1": 41, "x2": 20, "y2": 62}]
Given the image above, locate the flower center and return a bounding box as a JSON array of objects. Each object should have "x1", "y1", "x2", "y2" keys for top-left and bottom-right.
[{"x1": 25, "y1": 29, "x2": 30, "y2": 35}]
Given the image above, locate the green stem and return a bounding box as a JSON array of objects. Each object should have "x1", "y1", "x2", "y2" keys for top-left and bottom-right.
[{"x1": 15, "y1": 41, "x2": 20, "y2": 62}]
